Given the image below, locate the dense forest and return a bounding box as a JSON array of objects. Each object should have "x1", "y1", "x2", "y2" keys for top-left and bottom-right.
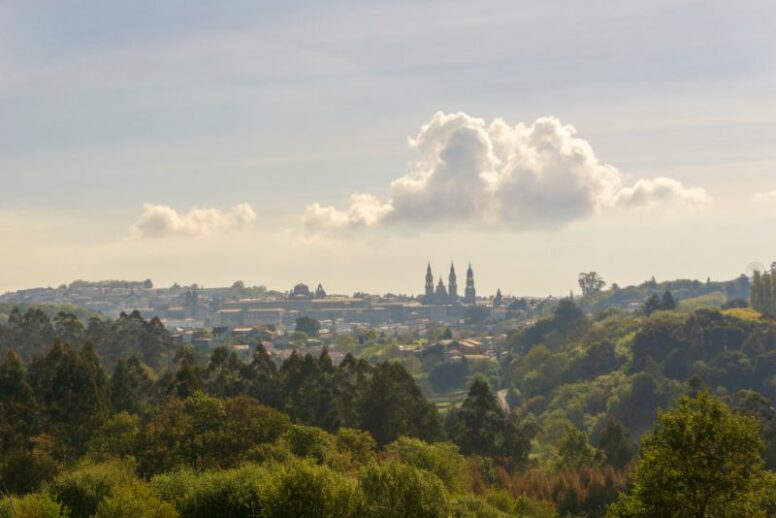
[{"x1": 1, "y1": 302, "x2": 775, "y2": 516}]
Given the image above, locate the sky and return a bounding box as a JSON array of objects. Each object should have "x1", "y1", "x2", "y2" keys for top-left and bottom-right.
[{"x1": 1, "y1": 0, "x2": 775, "y2": 296}]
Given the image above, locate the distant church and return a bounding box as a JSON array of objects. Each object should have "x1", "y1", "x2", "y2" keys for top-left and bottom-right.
[{"x1": 423, "y1": 262, "x2": 476, "y2": 305}]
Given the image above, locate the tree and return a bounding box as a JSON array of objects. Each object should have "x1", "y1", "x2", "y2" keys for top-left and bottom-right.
[
  {"x1": 54, "y1": 312, "x2": 85, "y2": 347},
  {"x1": 0, "y1": 350, "x2": 37, "y2": 454},
  {"x1": 609, "y1": 391, "x2": 766, "y2": 517},
  {"x1": 110, "y1": 356, "x2": 152, "y2": 415},
  {"x1": 643, "y1": 294, "x2": 662, "y2": 315},
  {"x1": 556, "y1": 425, "x2": 595, "y2": 469},
  {"x1": 360, "y1": 460, "x2": 450, "y2": 518},
  {"x1": 27, "y1": 342, "x2": 110, "y2": 460},
  {"x1": 578, "y1": 272, "x2": 606, "y2": 296},
  {"x1": 295, "y1": 317, "x2": 321, "y2": 338},
  {"x1": 445, "y1": 379, "x2": 533, "y2": 465},
  {"x1": 660, "y1": 290, "x2": 676, "y2": 310},
  {"x1": 464, "y1": 306, "x2": 489, "y2": 324},
  {"x1": 597, "y1": 419, "x2": 633, "y2": 470},
  {"x1": 358, "y1": 362, "x2": 444, "y2": 446}
]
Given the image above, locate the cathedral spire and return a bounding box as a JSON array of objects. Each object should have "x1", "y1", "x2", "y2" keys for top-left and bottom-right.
[
  {"x1": 464, "y1": 262, "x2": 476, "y2": 304},
  {"x1": 448, "y1": 262, "x2": 458, "y2": 303},
  {"x1": 424, "y1": 262, "x2": 434, "y2": 302}
]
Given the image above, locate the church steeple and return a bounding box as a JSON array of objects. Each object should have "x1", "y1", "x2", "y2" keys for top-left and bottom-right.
[
  {"x1": 464, "y1": 262, "x2": 476, "y2": 304},
  {"x1": 424, "y1": 262, "x2": 434, "y2": 302},
  {"x1": 448, "y1": 263, "x2": 458, "y2": 303}
]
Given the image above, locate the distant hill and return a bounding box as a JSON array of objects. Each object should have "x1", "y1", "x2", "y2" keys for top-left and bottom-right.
[{"x1": 577, "y1": 275, "x2": 750, "y2": 313}]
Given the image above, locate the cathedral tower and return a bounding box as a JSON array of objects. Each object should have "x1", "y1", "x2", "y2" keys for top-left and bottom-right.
[
  {"x1": 464, "y1": 262, "x2": 476, "y2": 304},
  {"x1": 424, "y1": 262, "x2": 434, "y2": 302},
  {"x1": 448, "y1": 263, "x2": 458, "y2": 303},
  {"x1": 435, "y1": 277, "x2": 448, "y2": 299}
]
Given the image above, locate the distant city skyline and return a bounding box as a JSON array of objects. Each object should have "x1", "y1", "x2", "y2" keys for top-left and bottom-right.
[{"x1": 2, "y1": 1, "x2": 775, "y2": 296}]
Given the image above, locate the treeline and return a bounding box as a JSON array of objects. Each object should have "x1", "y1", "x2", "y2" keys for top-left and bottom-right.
[
  {"x1": 578, "y1": 274, "x2": 750, "y2": 313},
  {"x1": 502, "y1": 299, "x2": 776, "y2": 474},
  {"x1": 0, "y1": 339, "x2": 540, "y2": 463},
  {"x1": 0, "y1": 316, "x2": 642, "y2": 516},
  {"x1": 0, "y1": 341, "x2": 582, "y2": 516},
  {"x1": 0, "y1": 308, "x2": 174, "y2": 369},
  {"x1": 2, "y1": 380, "x2": 774, "y2": 516}
]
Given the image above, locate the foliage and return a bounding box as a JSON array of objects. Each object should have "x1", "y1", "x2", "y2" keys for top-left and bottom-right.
[
  {"x1": 360, "y1": 460, "x2": 450, "y2": 518},
  {"x1": 49, "y1": 459, "x2": 138, "y2": 518},
  {"x1": 0, "y1": 492, "x2": 67, "y2": 518},
  {"x1": 609, "y1": 391, "x2": 766, "y2": 517},
  {"x1": 555, "y1": 425, "x2": 595, "y2": 470},
  {"x1": 385, "y1": 437, "x2": 471, "y2": 493},
  {"x1": 578, "y1": 272, "x2": 606, "y2": 296},
  {"x1": 295, "y1": 317, "x2": 321, "y2": 338}
]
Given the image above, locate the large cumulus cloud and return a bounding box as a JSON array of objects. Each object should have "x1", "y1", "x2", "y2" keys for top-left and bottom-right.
[
  {"x1": 131, "y1": 203, "x2": 256, "y2": 238},
  {"x1": 303, "y1": 112, "x2": 710, "y2": 232}
]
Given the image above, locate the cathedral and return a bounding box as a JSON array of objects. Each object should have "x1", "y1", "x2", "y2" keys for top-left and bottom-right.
[{"x1": 423, "y1": 262, "x2": 476, "y2": 305}]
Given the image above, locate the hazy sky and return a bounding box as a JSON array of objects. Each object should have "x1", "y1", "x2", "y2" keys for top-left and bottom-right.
[{"x1": 2, "y1": 1, "x2": 775, "y2": 296}]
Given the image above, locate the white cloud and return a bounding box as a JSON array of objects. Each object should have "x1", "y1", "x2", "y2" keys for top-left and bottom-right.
[
  {"x1": 753, "y1": 190, "x2": 776, "y2": 204},
  {"x1": 131, "y1": 203, "x2": 256, "y2": 238},
  {"x1": 614, "y1": 177, "x2": 711, "y2": 210},
  {"x1": 303, "y1": 111, "x2": 710, "y2": 232}
]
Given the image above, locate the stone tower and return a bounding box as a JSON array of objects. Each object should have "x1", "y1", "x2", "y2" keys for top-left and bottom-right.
[
  {"x1": 448, "y1": 263, "x2": 458, "y2": 303},
  {"x1": 464, "y1": 263, "x2": 476, "y2": 304},
  {"x1": 424, "y1": 262, "x2": 434, "y2": 302},
  {"x1": 435, "y1": 277, "x2": 448, "y2": 300}
]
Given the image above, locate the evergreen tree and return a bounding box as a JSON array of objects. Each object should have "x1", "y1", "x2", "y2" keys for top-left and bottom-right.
[
  {"x1": 27, "y1": 342, "x2": 110, "y2": 460},
  {"x1": 0, "y1": 350, "x2": 37, "y2": 454},
  {"x1": 358, "y1": 362, "x2": 444, "y2": 446},
  {"x1": 110, "y1": 356, "x2": 152, "y2": 414},
  {"x1": 660, "y1": 290, "x2": 676, "y2": 310},
  {"x1": 446, "y1": 379, "x2": 533, "y2": 464},
  {"x1": 53, "y1": 312, "x2": 85, "y2": 347},
  {"x1": 244, "y1": 342, "x2": 283, "y2": 409}
]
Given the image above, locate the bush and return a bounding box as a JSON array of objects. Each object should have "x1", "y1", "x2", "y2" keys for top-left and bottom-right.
[
  {"x1": 49, "y1": 459, "x2": 138, "y2": 518},
  {"x1": 94, "y1": 483, "x2": 177, "y2": 518},
  {"x1": 450, "y1": 494, "x2": 508, "y2": 517},
  {"x1": 333, "y1": 427, "x2": 377, "y2": 469},
  {"x1": 263, "y1": 461, "x2": 361, "y2": 518},
  {"x1": 0, "y1": 492, "x2": 67, "y2": 518},
  {"x1": 282, "y1": 425, "x2": 335, "y2": 464},
  {"x1": 385, "y1": 437, "x2": 471, "y2": 493},
  {"x1": 151, "y1": 464, "x2": 271, "y2": 518},
  {"x1": 359, "y1": 460, "x2": 450, "y2": 518},
  {"x1": 0, "y1": 450, "x2": 59, "y2": 494}
]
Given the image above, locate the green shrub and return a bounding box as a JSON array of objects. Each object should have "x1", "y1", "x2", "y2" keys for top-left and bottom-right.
[
  {"x1": 451, "y1": 494, "x2": 508, "y2": 517},
  {"x1": 335, "y1": 427, "x2": 376, "y2": 467},
  {"x1": 49, "y1": 459, "x2": 138, "y2": 518},
  {"x1": 386, "y1": 437, "x2": 471, "y2": 493},
  {"x1": 262, "y1": 460, "x2": 361, "y2": 518},
  {"x1": 360, "y1": 460, "x2": 450, "y2": 518},
  {"x1": 151, "y1": 464, "x2": 271, "y2": 518},
  {"x1": 0, "y1": 450, "x2": 59, "y2": 494},
  {"x1": 94, "y1": 482, "x2": 178, "y2": 518},
  {"x1": 0, "y1": 492, "x2": 68, "y2": 518},
  {"x1": 282, "y1": 425, "x2": 335, "y2": 464}
]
